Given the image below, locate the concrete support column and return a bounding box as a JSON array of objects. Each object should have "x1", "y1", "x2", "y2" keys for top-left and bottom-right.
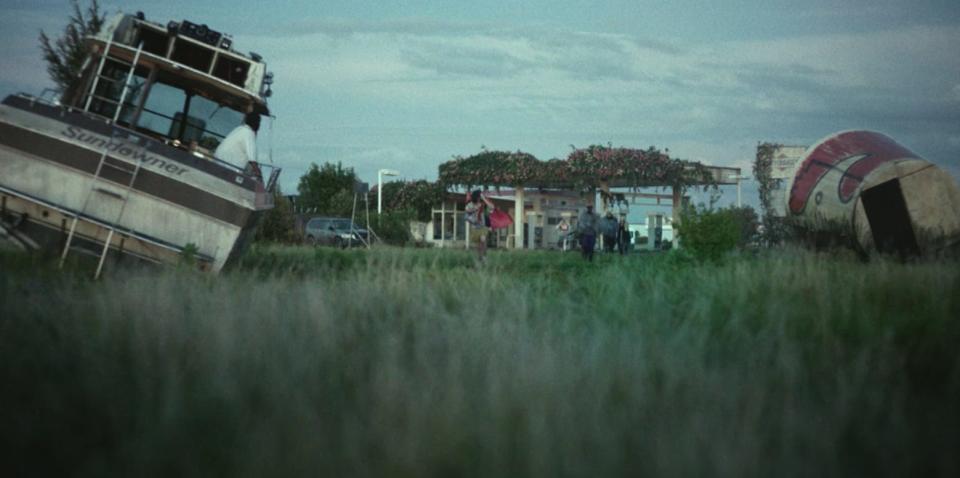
[
  {"x1": 440, "y1": 201, "x2": 446, "y2": 249},
  {"x1": 527, "y1": 212, "x2": 540, "y2": 250},
  {"x1": 514, "y1": 185, "x2": 525, "y2": 249},
  {"x1": 672, "y1": 186, "x2": 682, "y2": 226},
  {"x1": 599, "y1": 181, "x2": 611, "y2": 214}
]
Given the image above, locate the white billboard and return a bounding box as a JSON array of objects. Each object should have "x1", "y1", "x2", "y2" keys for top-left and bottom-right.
[
  {"x1": 770, "y1": 145, "x2": 807, "y2": 180},
  {"x1": 761, "y1": 144, "x2": 807, "y2": 217}
]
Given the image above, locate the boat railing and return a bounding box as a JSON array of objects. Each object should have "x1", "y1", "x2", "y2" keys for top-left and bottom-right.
[
  {"x1": 265, "y1": 166, "x2": 281, "y2": 193},
  {"x1": 70, "y1": 18, "x2": 271, "y2": 184},
  {"x1": 24, "y1": 89, "x2": 62, "y2": 108}
]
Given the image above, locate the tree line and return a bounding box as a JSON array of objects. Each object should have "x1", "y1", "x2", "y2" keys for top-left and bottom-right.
[{"x1": 256, "y1": 162, "x2": 424, "y2": 245}]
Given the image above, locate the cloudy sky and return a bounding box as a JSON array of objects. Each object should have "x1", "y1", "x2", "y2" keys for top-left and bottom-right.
[{"x1": 1, "y1": 0, "x2": 958, "y2": 207}]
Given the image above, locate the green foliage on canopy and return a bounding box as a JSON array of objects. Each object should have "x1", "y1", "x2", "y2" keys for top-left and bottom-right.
[
  {"x1": 388, "y1": 180, "x2": 447, "y2": 222},
  {"x1": 438, "y1": 145, "x2": 716, "y2": 191},
  {"x1": 437, "y1": 151, "x2": 542, "y2": 188},
  {"x1": 374, "y1": 180, "x2": 449, "y2": 222},
  {"x1": 568, "y1": 145, "x2": 715, "y2": 189}
]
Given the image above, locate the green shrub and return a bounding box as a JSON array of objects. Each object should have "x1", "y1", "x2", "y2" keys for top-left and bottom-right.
[
  {"x1": 676, "y1": 205, "x2": 741, "y2": 262},
  {"x1": 255, "y1": 189, "x2": 300, "y2": 244},
  {"x1": 727, "y1": 205, "x2": 760, "y2": 248},
  {"x1": 372, "y1": 210, "x2": 413, "y2": 245},
  {"x1": 179, "y1": 242, "x2": 199, "y2": 267}
]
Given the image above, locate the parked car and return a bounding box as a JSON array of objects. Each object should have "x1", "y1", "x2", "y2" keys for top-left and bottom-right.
[{"x1": 304, "y1": 217, "x2": 369, "y2": 248}]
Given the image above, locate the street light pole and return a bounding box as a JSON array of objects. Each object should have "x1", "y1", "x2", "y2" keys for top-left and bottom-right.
[{"x1": 378, "y1": 168, "x2": 399, "y2": 214}]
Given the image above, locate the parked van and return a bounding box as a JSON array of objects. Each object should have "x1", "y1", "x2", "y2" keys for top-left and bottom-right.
[{"x1": 304, "y1": 217, "x2": 368, "y2": 248}]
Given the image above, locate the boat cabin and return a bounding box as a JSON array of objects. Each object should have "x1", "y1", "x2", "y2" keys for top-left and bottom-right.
[{"x1": 63, "y1": 12, "x2": 273, "y2": 164}]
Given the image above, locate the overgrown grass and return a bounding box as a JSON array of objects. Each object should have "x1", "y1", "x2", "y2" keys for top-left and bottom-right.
[{"x1": 1, "y1": 246, "x2": 958, "y2": 477}]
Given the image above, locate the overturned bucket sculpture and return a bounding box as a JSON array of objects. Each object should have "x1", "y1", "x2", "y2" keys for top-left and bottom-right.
[{"x1": 785, "y1": 130, "x2": 960, "y2": 256}]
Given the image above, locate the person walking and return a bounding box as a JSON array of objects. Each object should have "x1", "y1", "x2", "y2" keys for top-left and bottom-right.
[
  {"x1": 557, "y1": 218, "x2": 571, "y2": 251},
  {"x1": 578, "y1": 204, "x2": 599, "y2": 262},
  {"x1": 617, "y1": 215, "x2": 629, "y2": 255},
  {"x1": 465, "y1": 190, "x2": 494, "y2": 263},
  {"x1": 601, "y1": 211, "x2": 618, "y2": 252}
]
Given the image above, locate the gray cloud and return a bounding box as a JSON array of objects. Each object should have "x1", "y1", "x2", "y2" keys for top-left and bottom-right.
[
  {"x1": 735, "y1": 64, "x2": 839, "y2": 93},
  {"x1": 546, "y1": 43, "x2": 648, "y2": 82},
  {"x1": 263, "y1": 17, "x2": 685, "y2": 56},
  {"x1": 691, "y1": 61, "x2": 841, "y2": 96},
  {"x1": 0, "y1": 6, "x2": 68, "y2": 93},
  {"x1": 535, "y1": 30, "x2": 686, "y2": 57},
  {"x1": 273, "y1": 17, "x2": 504, "y2": 38},
  {"x1": 24, "y1": 3, "x2": 956, "y2": 187},
  {"x1": 251, "y1": 14, "x2": 691, "y2": 87},
  {"x1": 400, "y1": 43, "x2": 535, "y2": 78},
  {"x1": 256, "y1": 9, "x2": 960, "y2": 187},
  {"x1": 393, "y1": 31, "x2": 662, "y2": 82}
]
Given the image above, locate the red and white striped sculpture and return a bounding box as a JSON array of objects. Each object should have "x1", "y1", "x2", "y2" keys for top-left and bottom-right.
[{"x1": 785, "y1": 130, "x2": 960, "y2": 256}]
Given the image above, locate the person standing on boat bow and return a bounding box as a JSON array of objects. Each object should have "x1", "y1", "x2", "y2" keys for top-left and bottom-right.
[{"x1": 215, "y1": 111, "x2": 262, "y2": 180}]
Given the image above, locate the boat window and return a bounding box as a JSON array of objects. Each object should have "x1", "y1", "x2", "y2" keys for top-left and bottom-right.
[
  {"x1": 187, "y1": 95, "x2": 244, "y2": 150},
  {"x1": 134, "y1": 74, "x2": 244, "y2": 150},
  {"x1": 136, "y1": 81, "x2": 188, "y2": 140},
  {"x1": 88, "y1": 59, "x2": 148, "y2": 123}
]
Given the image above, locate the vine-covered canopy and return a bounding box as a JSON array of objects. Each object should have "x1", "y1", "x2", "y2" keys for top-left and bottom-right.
[
  {"x1": 438, "y1": 146, "x2": 717, "y2": 190},
  {"x1": 375, "y1": 179, "x2": 447, "y2": 221},
  {"x1": 437, "y1": 151, "x2": 543, "y2": 188},
  {"x1": 753, "y1": 142, "x2": 779, "y2": 215}
]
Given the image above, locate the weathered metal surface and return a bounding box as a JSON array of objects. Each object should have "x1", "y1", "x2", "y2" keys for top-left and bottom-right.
[
  {"x1": 0, "y1": 98, "x2": 268, "y2": 271},
  {"x1": 0, "y1": 10, "x2": 277, "y2": 274},
  {"x1": 784, "y1": 130, "x2": 960, "y2": 255}
]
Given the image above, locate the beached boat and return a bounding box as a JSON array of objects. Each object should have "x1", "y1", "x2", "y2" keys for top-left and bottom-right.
[{"x1": 0, "y1": 12, "x2": 279, "y2": 275}]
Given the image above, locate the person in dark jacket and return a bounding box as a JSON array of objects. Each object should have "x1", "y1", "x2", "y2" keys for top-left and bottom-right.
[
  {"x1": 601, "y1": 211, "x2": 618, "y2": 252},
  {"x1": 617, "y1": 215, "x2": 629, "y2": 255},
  {"x1": 578, "y1": 204, "x2": 599, "y2": 261}
]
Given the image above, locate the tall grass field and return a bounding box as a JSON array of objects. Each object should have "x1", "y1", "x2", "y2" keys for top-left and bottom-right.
[{"x1": 1, "y1": 246, "x2": 958, "y2": 476}]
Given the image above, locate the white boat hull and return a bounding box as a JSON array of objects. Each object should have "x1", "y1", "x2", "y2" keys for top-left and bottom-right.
[{"x1": 0, "y1": 95, "x2": 271, "y2": 272}]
